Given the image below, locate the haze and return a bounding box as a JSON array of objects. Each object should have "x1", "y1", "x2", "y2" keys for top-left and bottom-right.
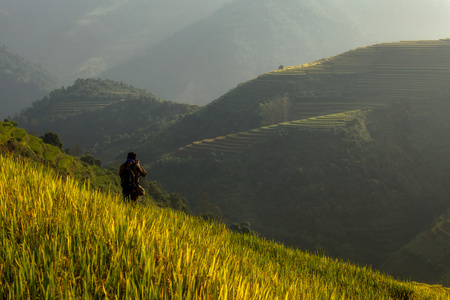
[{"x1": 1, "y1": 0, "x2": 450, "y2": 110}]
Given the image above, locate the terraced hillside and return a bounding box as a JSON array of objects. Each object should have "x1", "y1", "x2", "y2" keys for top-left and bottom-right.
[
  {"x1": 29, "y1": 78, "x2": 149, "y2": 115},
  {"x1": 265, "y1": 39, "x2": 450, "y2": 120},
  {"x1": 139, "y1": 39, "x2": 450, "y2": 162},
  {"x1": 15, "y1": 78, "x2": 201, "y2": 165},
  {"x1": 174, "y1": 111, "x2": 358, "y2": 158},
  {"x1": 175, "y1": 42, "x2": 450, "y2": 159}
]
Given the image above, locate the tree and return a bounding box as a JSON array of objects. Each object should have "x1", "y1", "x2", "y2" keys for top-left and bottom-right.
[
  {"x1": 40, "y1": 131, "x2": 63, "y2": 149},
  {"x1": 80, "y1": 153, "x2": 102, "y2": 167}
]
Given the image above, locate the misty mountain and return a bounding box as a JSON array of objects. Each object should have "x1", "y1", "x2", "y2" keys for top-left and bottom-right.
[
  {"x1": 101, "y1": 0, "x2": 450, "y2": 105},
  {"x1": 0, "y1": 0, "x2": 233, "y2": 83},
  {"x1": 0, "y1": 44, "x2": 60, "y2": 119}
]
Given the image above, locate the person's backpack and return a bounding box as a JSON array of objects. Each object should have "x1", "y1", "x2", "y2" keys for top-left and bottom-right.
[{"x1": 120, "y1": 163, "x2": 136, "y2": 191}]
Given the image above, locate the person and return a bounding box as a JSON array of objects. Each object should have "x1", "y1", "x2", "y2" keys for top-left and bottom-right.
[{"x1": 119, "y1": 152, "x2": 147, "y2": 202}]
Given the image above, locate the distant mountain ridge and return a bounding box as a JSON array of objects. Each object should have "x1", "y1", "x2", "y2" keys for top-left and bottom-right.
[
  {"x1": 0, "y1": 44, "x2": 60, "y2": 119},
  {"x1": 102, "y1": 0, "x2": 450, "y2": 105},
  {"x1": 0, "y1": 0, "x2": 233, "y2": 82}
]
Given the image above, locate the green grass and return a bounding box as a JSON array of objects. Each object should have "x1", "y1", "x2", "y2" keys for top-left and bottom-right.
[
  {"x1": 1, "y1": 152, "x2": 449, "y2": 299},
  {"x1": 0, "y1": 120, "x2": 123, "y2": 196},
  {"x1": 43, "y1": 144, "x2": 61, "y2": 164},
  {"x1": 56, "y1": 155, "x2": 73, "y2": 172}
]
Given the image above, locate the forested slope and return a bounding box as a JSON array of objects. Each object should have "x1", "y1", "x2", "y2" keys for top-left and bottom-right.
[{"x1": 14, "y1": 78, "x2": 201, "y2": 165}]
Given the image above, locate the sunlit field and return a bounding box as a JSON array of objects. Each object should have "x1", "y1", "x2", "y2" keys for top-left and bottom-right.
[{"x1": 1, "y1": 153, "x2": 449, "y2": 299}]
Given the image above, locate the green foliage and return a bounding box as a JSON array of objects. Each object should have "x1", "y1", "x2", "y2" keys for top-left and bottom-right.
[
  {"x1": 57, "y1": 155, "x2": 73, "y2": 172},
  {"x1": 0, "y1": 120, "x2": 118, "y2": 194},
  {"x1": 40, "y1": 131, "x2": 63, "y2": 149},
  {"x1": 259, "y1": 95, "x2": 290, "y2": 126},
  {"x1": 80, "y1": 153, "x2": 102, "y2": 167},
  {"x1": 43, "y1": 144, "x2": 60, "y2": 164},
  {"x1": 230, "y1": 221, "x2": 256, "y2": 235},
  {"x1": 144, "y1": 181, "x2": 189, "y2": 212}
]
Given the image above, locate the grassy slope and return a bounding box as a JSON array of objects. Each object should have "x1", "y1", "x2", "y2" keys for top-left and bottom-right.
[
  {"x1": 1, "y1": 153, "x2": 449, "y2": 299},
  {"x1": 0, "y1": 121, "x2": 190, "y2": 211},
  {"x1": 0, "y1": 120, "x2": 121, "y2": 194}
]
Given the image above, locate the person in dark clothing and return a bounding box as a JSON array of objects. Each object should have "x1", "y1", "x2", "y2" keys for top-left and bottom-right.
[{"x1": 119, "y1": 152, "x2": 147, "y2": 201}]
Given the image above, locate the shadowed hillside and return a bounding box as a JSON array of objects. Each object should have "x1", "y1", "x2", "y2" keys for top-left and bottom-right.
[
  {"x1": 381, "y1": 207, "x2": 450, "y2": 287},
  {"x1": 146, "y1": 39, "x2": 450, "y2": 284},
  {"x1": 138, "y1": 39, "x2": 450, "y2": 162}
]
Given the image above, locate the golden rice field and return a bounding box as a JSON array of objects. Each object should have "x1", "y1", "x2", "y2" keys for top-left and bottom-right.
[{"x1": 1, "y1": 153, "x2": 449, "y2": 299}]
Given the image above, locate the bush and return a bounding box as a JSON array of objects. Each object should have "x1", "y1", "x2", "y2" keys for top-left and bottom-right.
[
  {"x1": 80, "y1": 153, "x2": 102, "y2": 167},
  {"x1": 230, "y1": 221, "x2": 255, "y2": 235},
  {"x1": 40, "y1": 131, "x2": 63, "y2": 149}
]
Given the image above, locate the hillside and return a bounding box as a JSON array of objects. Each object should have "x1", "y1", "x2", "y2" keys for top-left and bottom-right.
[
  {"x1": 137, "y1": 39, "x2": 450, "y2": 162},
  {"x1": 102, "y1": 0, "x2": 450, "y2": 105},
  {"x1": 145, "y1": 39, "x2": 450, "y2": 284},
  {"x1": 0, "y1": 120, "x2": 121, "y2": 193},
  {"x1": 0, "y1": 44, "x2": 60, "y2": 119},
  {"x1": 0, "y1": 120, "x2": 189, "y2": 211},
  {"x1": 380, "y1": 207, "x2": 450, "y2": 286},
  {"x1": 14, "y1": 78, "x2": 201, "y2": 165},
  {"x1": 1, "y1": 152, "x2": 449, "y2": 299}
]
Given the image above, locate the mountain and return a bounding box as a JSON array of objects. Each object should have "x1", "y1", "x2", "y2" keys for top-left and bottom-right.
[
  {"x1": 0, "y1": 0, "x2": 233, "y2": 82},
  {"x1": 142, "y1": 39, "x2": 450, "y2": 284},
  {"x1": 14, "y1": 78, "x2": 201, "y2": 165},
  {"x1": 0, "y1": 44, "x2": 60, "y2": 119},
  {"x1": 102, "y1": 0, "x2": 450, "y2": 105},
  {"x1": 2, "y1": 149, "x2": 450, "y2": 298}
]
